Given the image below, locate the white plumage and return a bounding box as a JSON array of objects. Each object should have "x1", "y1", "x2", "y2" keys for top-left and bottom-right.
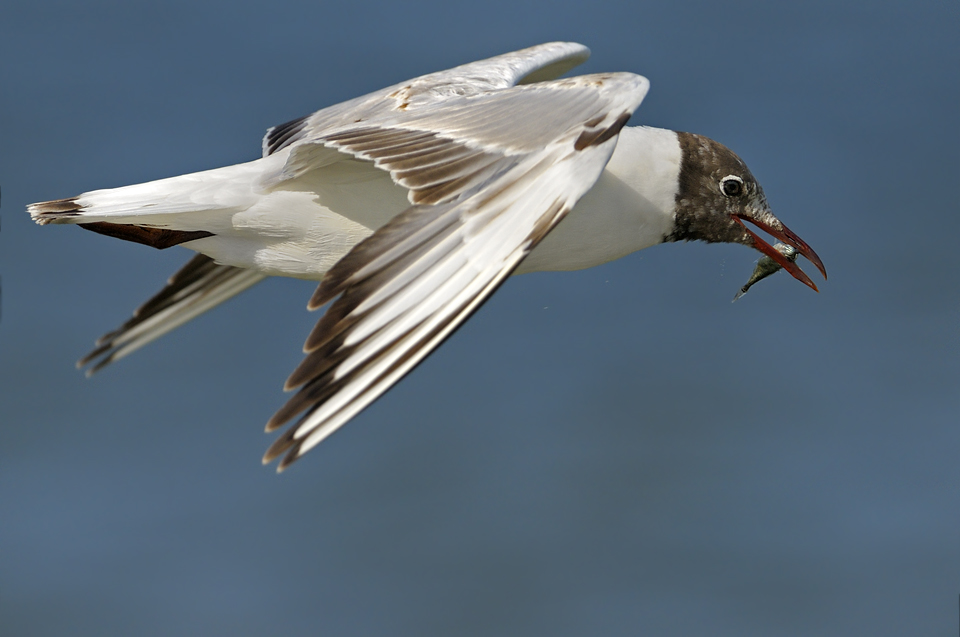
[{"x1": 29, "y1": 42, "x2": 824, "y2": 470}]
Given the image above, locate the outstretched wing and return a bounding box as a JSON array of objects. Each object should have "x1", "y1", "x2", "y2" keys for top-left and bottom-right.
[
  {"x1": 77, "y1": 255, "x2": 266, "y2": 374},
  {"x1": 263, "y1": 72, "x2": 649, "y2": 470},
  {"x1": 262, "y1": 42, "x2": 591, "y2": 156},
  {"x1": 72, "y1": 43, "x2": 595, "y2": 373}
]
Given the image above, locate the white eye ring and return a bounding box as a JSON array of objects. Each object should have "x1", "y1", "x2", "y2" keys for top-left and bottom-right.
[{"x1": 720, "y1": 175, "x2": 744, "y2": 197}]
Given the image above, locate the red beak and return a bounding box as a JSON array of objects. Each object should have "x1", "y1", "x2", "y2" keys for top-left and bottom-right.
[{"x1": 733, "y1": 215, "x2": 827, "y2": 292}]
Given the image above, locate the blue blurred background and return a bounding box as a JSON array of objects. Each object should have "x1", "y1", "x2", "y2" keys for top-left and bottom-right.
[{"x1": 1, "y1": 1, "x2": 957, "y2": 634}]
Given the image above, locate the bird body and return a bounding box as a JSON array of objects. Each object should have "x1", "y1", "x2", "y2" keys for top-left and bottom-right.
[
  {"x1": 39, "y1": 124, "x2": 682, "y2": 279},
  {"x1": 28, "y1": 42, "x2": 825, "y2": 470}
]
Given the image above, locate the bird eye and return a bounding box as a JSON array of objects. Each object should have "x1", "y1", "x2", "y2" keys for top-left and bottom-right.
[{"x1": 720, "y1": 176, "x2": 744, "y2": 197}]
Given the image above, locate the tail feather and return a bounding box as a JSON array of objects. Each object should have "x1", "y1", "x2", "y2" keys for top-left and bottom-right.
[
  {"x1": 28, "y1": 157, "x2": 272, "y2": 227},
  {"x1": 28, "y1": 197, "x2": 83, "y2": 220}
]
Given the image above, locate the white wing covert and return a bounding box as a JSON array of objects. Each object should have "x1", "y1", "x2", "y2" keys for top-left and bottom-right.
[
  {"x1": 261, "y1": 42, "x2": 591, "y2": 157},
  {"x1": 263, "y1": 71, "x2": 649, "y2": 470}
]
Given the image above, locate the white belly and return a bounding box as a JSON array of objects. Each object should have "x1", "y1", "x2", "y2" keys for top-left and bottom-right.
[
  {"x1": 186, "y1": 126, "x2": 680, "y2": 280},
  {"x1": 185, "y1": 158, "x2": 410, "y2": 279}
]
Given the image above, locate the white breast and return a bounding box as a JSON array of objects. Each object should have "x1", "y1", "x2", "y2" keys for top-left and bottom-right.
[
  {"x1": 188, "y1": 126, "x2": 680, "y2": 279},
  {"x1": 516, "y1": 126, "x2": 681, "y2": 273}
]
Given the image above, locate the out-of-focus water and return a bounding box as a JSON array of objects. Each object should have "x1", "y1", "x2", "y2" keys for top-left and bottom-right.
[{"x1": 1, "y1": 1, "x2": 957, "y2": 634}]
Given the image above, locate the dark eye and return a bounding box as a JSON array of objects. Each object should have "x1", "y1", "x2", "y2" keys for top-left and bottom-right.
[{"x1": 720, "y1": 176, "x2": 744, "y2": 197}]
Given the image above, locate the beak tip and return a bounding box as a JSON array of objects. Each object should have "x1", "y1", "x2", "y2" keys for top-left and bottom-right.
[
  {"x1": 809, "y1": 257, "x2": 828, "y2": 281},
  {"x1": 736, "y1": 214, "x2": 827, "y2": 289}
]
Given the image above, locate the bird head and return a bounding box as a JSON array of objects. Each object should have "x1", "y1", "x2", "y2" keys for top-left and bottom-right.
[{"x1": 667, "y1": 132, "x2": 826, "y2": 290}]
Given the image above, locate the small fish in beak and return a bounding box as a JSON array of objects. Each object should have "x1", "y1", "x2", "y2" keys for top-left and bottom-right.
[{"x1": 732, "y1": 242, "x2": 798, "y2": 302}]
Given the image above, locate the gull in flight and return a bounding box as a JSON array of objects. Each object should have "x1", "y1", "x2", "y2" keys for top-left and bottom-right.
[{"x1": 29, "y1": 42, "x2": 826, "y2": 471}]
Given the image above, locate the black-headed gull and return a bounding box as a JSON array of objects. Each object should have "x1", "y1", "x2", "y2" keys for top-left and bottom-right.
[{"x1": 29, "y1": 42, "x2": 826, "y2": 470}]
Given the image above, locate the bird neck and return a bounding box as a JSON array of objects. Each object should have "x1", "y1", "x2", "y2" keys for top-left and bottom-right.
[
  {"x1": 516, "y1": 126, "x2": 682, "y2": 274},
  {"x1": 603, "y1": 125, "x2": 683, "y2": 227}
]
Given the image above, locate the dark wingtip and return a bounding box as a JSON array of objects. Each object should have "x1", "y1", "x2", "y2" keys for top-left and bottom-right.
[
  {"x1": 77, "y1": 342, "x2": 112, "y2": 369},
  {"x1": 265, "y1": 387, "x2": 316, "y2": 431},
  {"x1": 262, "y1": 429, "x2": 297, "y2": 464},
  {"x1": 265, "y1": 408, "x2": 294, "y2": 433},
  {"x1": 307, "y1": 281, "x2": 338, "y2": 311},
  {"x1": 277, "y1": 448, "x2": 302, "y2": 473},
  {"x1": 77, "y1": 350, "x2": 117, "y2": 377},
  {"x1": 264, "y1": 113, "x2": 310, "y2": 156}
]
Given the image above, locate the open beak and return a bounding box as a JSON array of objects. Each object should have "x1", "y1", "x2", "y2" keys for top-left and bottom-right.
[{"x1": 733, "y1": 215, "x2": 827, "y2": 292}]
